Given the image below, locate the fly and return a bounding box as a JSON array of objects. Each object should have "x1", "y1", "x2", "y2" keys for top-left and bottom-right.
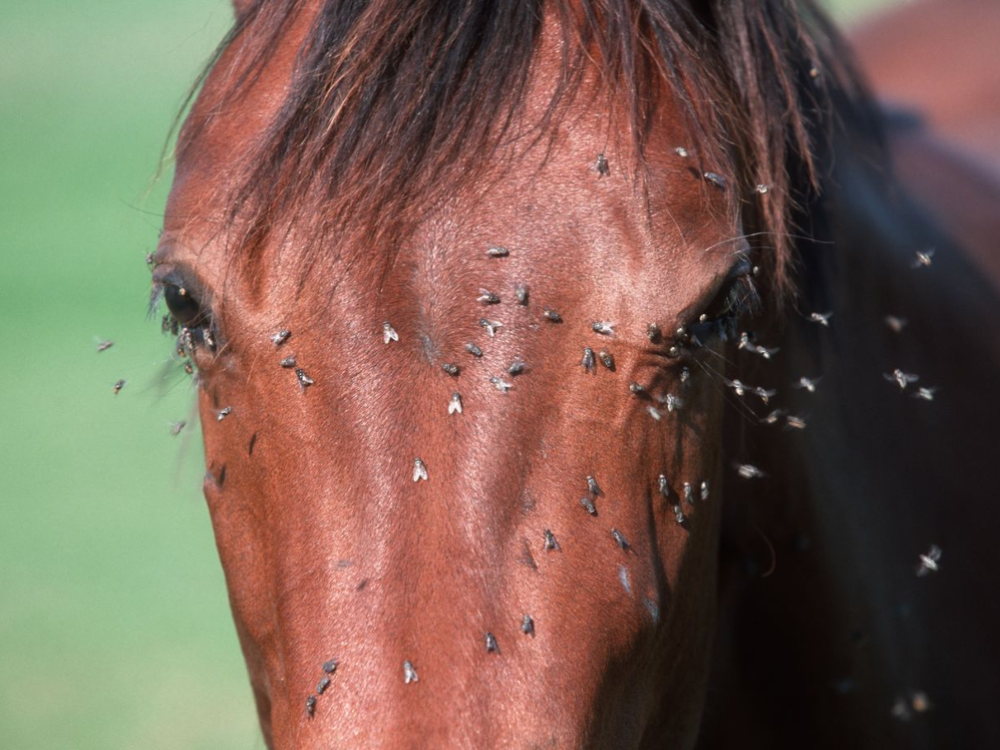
[
  {"x1": 611, "y1": 528, "x2": 630, "y2": 550},
  {"x1": 581, "y1": 347, "x2": 595, "y2": 373},
  {"x1": 658, "y1": 474, "x2": 670, "y2": 498},
  {"x1": 413, "y1": 458, "x2": 428, "y2": 482},
  {"x1": 480, "y1": 319, "x2": 502, "y2": 337},
  {"x1": 806, "y1": 311, "x2": 832, "y2": 326},
  {"x1": 448, "y1": 392, "x2": 463, "y2": 415},
  {"x1": 599, "y1": 350, "x2": 614, "y2": 370},
  {"x1": 647, "y1": 323, "x2": 661, "y2": 342},
  {"x1": 477, "y1": 289, "x2": 500, "y2": 304},
  {"x1": 487, "y1": 246, "x2": 510, "y2": 258},
  {"x1": 913, "y1": 387, "x2": 938, "y2": 401},
  {"x1": 280, "y1": 356, "x2": 297, "y2": 368},
  {"x1": 735, "y1": 463, "x2": 765, "y2": 479},
  {"x1": 295, "y1": 368, "x2": 314, "y2": 389},
  {"x1": 403, "y1": 660, "x2": 419, "y2": 684},
  {"x1": 442, "y1": 363, "x2": 460, "y2": 376},
  {"x1": 485, "y1": 632, "x2": 500, "y2": 654},
  {"x1": 793, "y1": 376, "x2": 820, "y2": 393},
  {"x1": 490, "y1": 375, "x2": 513, "y2": 393},
  {"x1": 683, "y1": 483, "x2": 694, "y2": 505},
  {"x1": 515, "y1": 283, "x2": 529, "y2": 305},
  {"x1": 586, "y1": 475, "x2": 602, "y2": 496},
  {"x1": 594, "y1": 152, "x2": 610, "y2": 177},
  {"x1": 466, "y1": 342, "x2": 483, "y2": 357},
  {"x1": 96, "y1": 339, "x2": 114, "y2": 353},
  {"x1": 911, "y1": 248, "x2": 935, "y2": 268},
  {"x1": 753, "y1": 386, "x2": 777, "y2": 404},
  {"x1": 703, "y1": 172, "x2": 727, "y2": 189},
  {"x1": 580, "y1": 497, "x2": 598, "y2": 516},
  {"x1": 272, "y1": 330, "x2": 291, "y2": 346},
  {"x1": 885, "y1": 315, "x2": 908, "y2": 333},
  {"x1": 884, "y1": 369, "x2": 919, "y2": 391},
  {"x1": 508, "y1": 359, "x2": 526, "y2": 376},
  {"x1": 916, "y1": 544, "x2": 941, "y2": 577},
  {"x1": 543, "y1": 529, "x2": 560, "y2": 551},
  {"x1": 382, "y1": 322, "x2": 399, "y2": 344},
  {"x1": 169, "y1": 420, "x2": 186, "y2": 436},
  {"x1": 112, "y1": 379, "x2": 126, "y2": 395},
  {"x1": 217, "y1": 406, "x2": 232, "y2": 421},
  {"x1": 521, "y1": 614, "x2": 535, "y2": 636},
  {"x1": 786, "y1": 414, "x2": 807, "y2": 429},
  {"x1": 592, "y1": 321, "x2": 614, "y2": 336},
  {"x1": 543, "y1": 309, "x2": 562, "y2": 323}
]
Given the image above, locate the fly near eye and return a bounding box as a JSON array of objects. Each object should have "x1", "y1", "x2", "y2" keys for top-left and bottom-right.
[{"x1": 163, "y1": 283, "x2": 207, "y2": 328}]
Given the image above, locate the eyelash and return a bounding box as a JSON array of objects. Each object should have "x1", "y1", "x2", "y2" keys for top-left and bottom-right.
[{"x1": 674, "y1": 274, "x2": 760, "y2": 352}]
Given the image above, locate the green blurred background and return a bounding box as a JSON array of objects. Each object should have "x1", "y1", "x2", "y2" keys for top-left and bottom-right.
[{"x1": 0, "y1": 1, "x2": 899, "y2": 747}]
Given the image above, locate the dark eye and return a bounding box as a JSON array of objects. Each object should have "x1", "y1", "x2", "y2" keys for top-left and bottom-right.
[
  {"x1": 681, "y1": 260, "x2": 759, "y2": 348},
  {"x1": 163, "y1": 283, "x2": 208, "y2": 329}
]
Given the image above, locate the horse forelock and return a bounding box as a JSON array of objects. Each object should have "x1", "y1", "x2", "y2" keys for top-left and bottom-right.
[{"x1": 176, "y1": 0, "x2": 874, "y2": 301}]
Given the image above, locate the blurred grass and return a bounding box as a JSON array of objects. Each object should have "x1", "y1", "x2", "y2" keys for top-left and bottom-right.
[{"x1": 0, "y1": 0, "x2": 899, "y2": 747}]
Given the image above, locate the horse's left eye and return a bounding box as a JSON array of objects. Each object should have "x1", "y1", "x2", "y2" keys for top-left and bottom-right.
[{"x1": 163, "y1": 283, "x2": 208, "y2": 328}]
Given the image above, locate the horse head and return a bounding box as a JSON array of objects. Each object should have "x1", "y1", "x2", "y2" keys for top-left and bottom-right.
[{"x1": 153, "y1": 1, "x2": 857, "y2": 746}]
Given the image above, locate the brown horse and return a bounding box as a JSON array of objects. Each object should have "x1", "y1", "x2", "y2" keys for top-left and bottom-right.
[{"x1": 152, "y1": 1, "x2": 1000, "y2": 747}]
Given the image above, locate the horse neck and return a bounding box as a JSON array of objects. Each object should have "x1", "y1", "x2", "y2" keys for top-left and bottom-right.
[{"x1": 708, "y1": 131, "x2": 1000, "y2": 747}]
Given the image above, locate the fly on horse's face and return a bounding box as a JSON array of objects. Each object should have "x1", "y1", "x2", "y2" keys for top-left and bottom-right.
[{"x1": 152, "y1": 1, "x2": 824, "y2": 747}]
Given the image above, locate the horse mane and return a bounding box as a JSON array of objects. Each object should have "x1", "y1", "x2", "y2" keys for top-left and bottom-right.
[{"x1": 178, "y1": 0, "x2": 879, "y2": 297}]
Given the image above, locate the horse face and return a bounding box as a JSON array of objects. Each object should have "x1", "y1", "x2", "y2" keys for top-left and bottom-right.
[{"x1": 155, "y1": 11, "x2": 751, "y2": 749}]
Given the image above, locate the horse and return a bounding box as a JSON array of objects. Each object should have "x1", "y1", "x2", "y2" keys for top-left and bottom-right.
[{"x1": 151, "y1": 1, "x2": 1000, "y2": 747}]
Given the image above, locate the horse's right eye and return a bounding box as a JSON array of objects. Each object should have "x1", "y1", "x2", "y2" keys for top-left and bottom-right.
[{"x1": 163, "y1": 282, "x2": 208, "y2": 329}]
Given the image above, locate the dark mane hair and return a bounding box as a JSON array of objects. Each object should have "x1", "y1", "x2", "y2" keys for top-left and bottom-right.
[{"x1": 177, "y1": 0, "x2": 878, "y2": 296}]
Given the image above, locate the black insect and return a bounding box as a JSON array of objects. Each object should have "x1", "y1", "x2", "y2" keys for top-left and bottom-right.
[
  {"x1": 580, "y1": 497, "x2": 597, "y2": 516},
  {"x1": 611, "y1": 528, "x2": 630, "y2": 551},
  {"x1": 592, "y1": 321, "x2": 614, "y2": 336},
  {"x1": 488, "y1": 375, "x2": 511, "y2": 393},
  {"x1": 448, "y1": 392, "x2": 463, "y2": 415},
  {"x1": 466, "y1": 342, "x2": 483, "y2": 357},
  {"x1": 581, "y1": 347, "x2": 595, "y2": 373},
  {"x1": 382, "y1": 322, "x2": 399, "y2": 344},
  {"x1": 485, "y1": 632, "x2": 500, "y2": 654},
  {"x1": 296, "y1": 369, "x2": 315, "y2": 389},
  {"x1": 647, "y1": 323, "x2": 661, "y2": 342},
  {"x1": 508, "y1": 359, "x2": 526, "y2": 376},
  {"x1": 305, "y1": 695, "x2": 316, "y2": 718},
  {"x1": 521, "y1": 614, "x2": 535, "y2": 637},
  {"x1": 217, "y1": 406, "x2": 232, "y2": 421},
  {"x1": 515, "y1": 283, "x2": 529, "y2": 305},
  {"x1": 169, "y1": 420, "x2": 186, "y2": 436},
  {"x1": 599, "y1": 350, "x2": 614, "y2": 370},
  {"x1": 594, "y1": 152, "x2": 610, "y2": 177},
  {"x1": 703, "y1": 171, "x2": 727, "y2": 189},
  {"x1": 322, "y1": 659, "x2": 338, "y2": 674},
  {"x1": 629, "y1": 382, "x2": 646, "y2": 397},
  {"x1": 683, "y1": 482, "x2": 694, "y2": 505},
  {"x1": 112, "y1": 379, "x2": 126, "y2": 395},
  {"x1": 543, "y1": 309, "x2": 562, "y2": 323},
  {"x1": 480, "y1": 319, "x2": 502, "y2": 337},
  {"x1": 183, "y1": 362, "x2": 194, "y2": 376},
  {"x1": 96, "y1": 339, "x2": 113, "y2": 353},
  {"x1": 403, "y1": 660, "x2": 419, "y2": 684},
  {"x1": 487, "y1": 246, "x2": 509, "y2": 258},
  {"x1": 658, "y1": 474, "x2": 670, "y2": 498},
  {"x1": 316, "y1": 676, "x2": 331, "y2": 694},
  {"x1": 442, "y1": 363, "x2": 460, "y2": 376},
  {"x1": 586, "y1": 475, "x2": 602, "y2": 497},
  {"x1": 271, "y1": 329, "x2": 291, "y2": 346},
  {"x1": 477, "y1": 289, "x2": 500, "y2": 304},
  {"x1": 543, "y1": 529, "x2": 560, "y2": 551}
]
